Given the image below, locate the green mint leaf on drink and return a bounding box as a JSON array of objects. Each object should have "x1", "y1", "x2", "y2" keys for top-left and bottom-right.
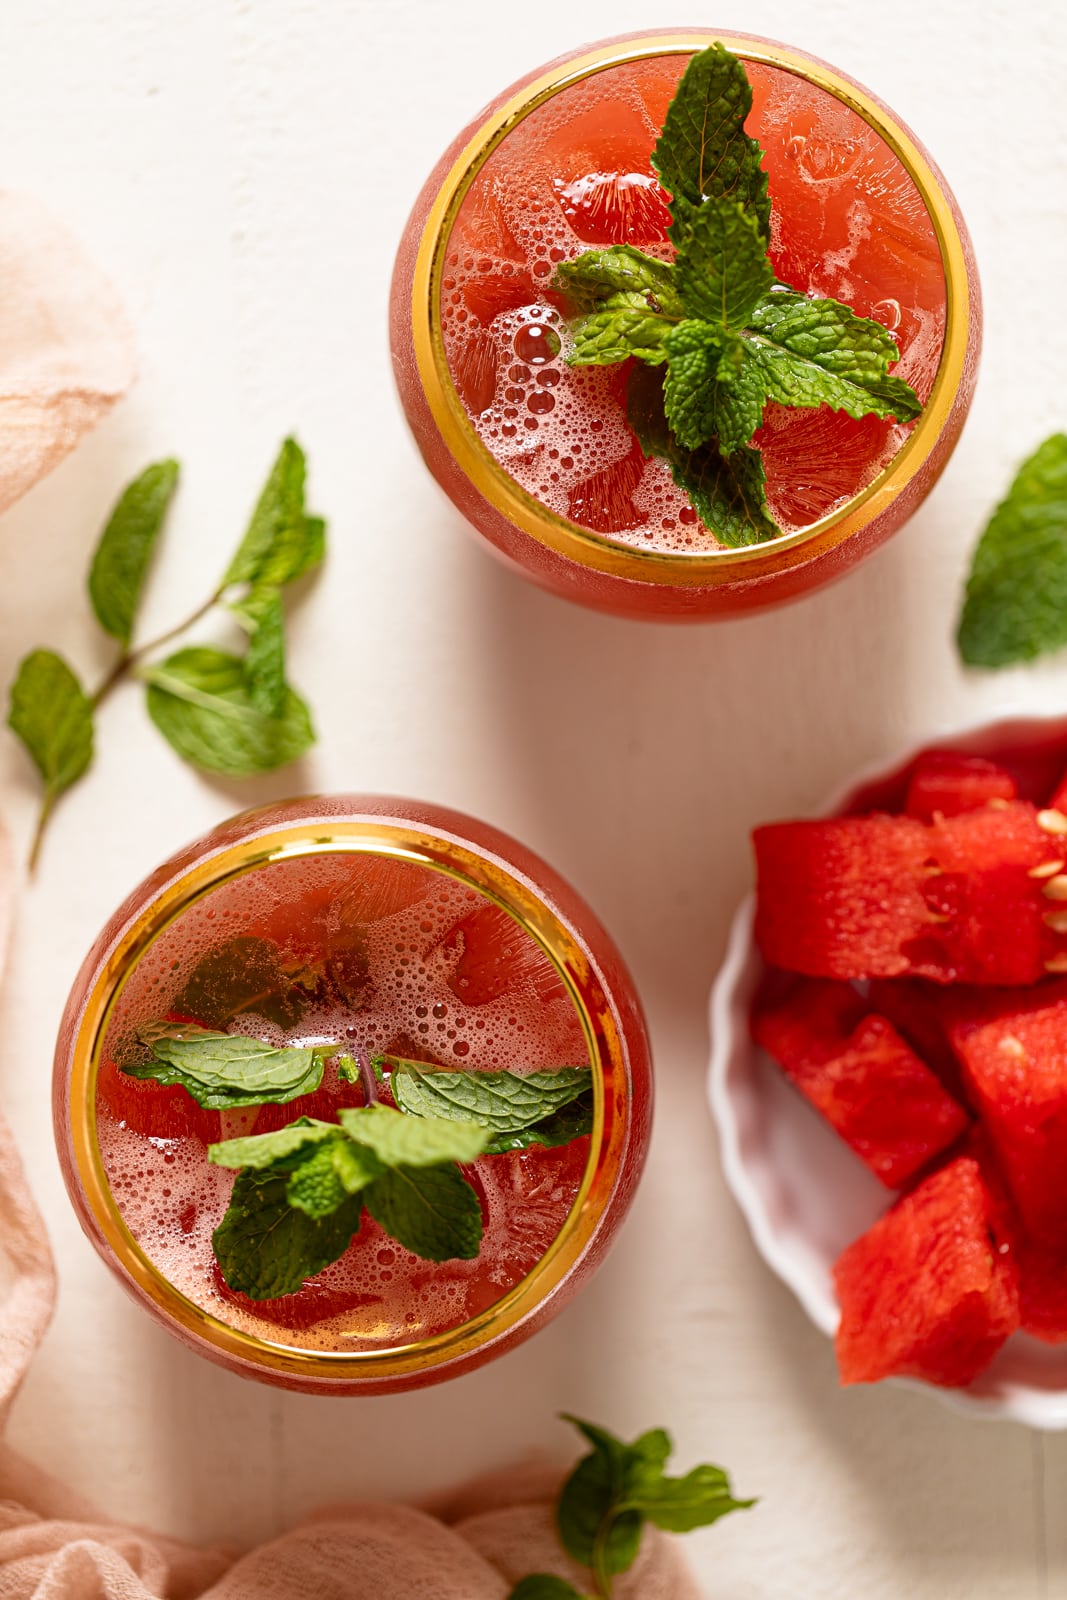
[
  {"x1": 208, "y1": 1118, "x2": 341, "y2": 1171},
  {"x1": 569, "y1": 297, "x2": 673, "y2": 367},
  {"x1": 652, "y1": 40, "x2": 770, "y2": 237},
  {"x1": 212, "y1": 1168, "x2": 365, "y2": 1300},
  {"x1": 555, "y1": 1416, "x2": 755, "y2": 1593},
  {"x1": 222, "y1": 436, "x2": 325, "y2": 589},
  {"x1": 87, "y1": 460, "x2": 180, "y2": 648},
  {"x1": 123, "y1": 1023, "x2": 328, "y2": 1108},
  {"x1": 669, "y1": 194, "x2": 774, "y2": 329},
  {"x1": 6, "y1": 650, "x2": 95, "y2": 866},
  {"x1": 363, "y1": 1161, "x2": 484, "y2": 1262},
  {"x1": 549, "y1": 42, "x2": 922, "y2": 544},
  {"x1": 957, "y1": 434, "x2": 1067, "y2": 667},
  {"x1": 209, "y1": 1103, "x2": 488, "y2": 1291},
  {"x1": 628, "y1": 365, "x2": 777, "y2": 547},
  {"x1": 387, "y1": 1059, "x2": 592, "y2": 1133},
  {"x1": 482, "y1": 1091, "x2": 594, "y2": 1154},
  {"x1": 338, "y1": 1102, "x2": 489, "y2": 1166},
  {"x1": 552, "y1": 245, "x2": 684, "y2": 318},
  {"x1": 143, "y1": 645, "x2": 314, "y2": 776},
  {"x1": 508, "y1": 1579, "x2": 586, "y2": 1600}
]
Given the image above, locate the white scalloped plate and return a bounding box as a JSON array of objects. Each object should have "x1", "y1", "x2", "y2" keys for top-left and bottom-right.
[{"x1": 708, "y1": 710, "x2": 1067, "y2": 1428}]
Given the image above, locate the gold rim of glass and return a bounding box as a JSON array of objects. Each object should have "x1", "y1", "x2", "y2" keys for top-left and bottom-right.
[
  {"x1": 67, "y1": 816, "x2": 629, "y2": 1383},
  {"x1": 411, "y1": 31, "x2": 971, "y2": 587}
]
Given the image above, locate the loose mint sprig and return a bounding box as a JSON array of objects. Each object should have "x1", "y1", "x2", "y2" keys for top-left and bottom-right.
[
  {"x1": 956, "y1": 433, "x2": 1067, "y2": 666},
  {"x1": 5, "y1": 439, "x2": 323, "y2": 870},
  {"x1": 120, "y1": 1024, "x2": 594, "y2": 1289},
  {"x1": 550, "y1": 43, "x2": 922, "y2": 547},
  {"x1": 507, "y1": 1416, "x2": 755, "y2": 1599}
]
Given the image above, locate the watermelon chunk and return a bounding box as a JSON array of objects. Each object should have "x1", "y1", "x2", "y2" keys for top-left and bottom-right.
[
  {"x1": 865, "y1": 978, "x2": 971, "y2": 1104},
  {"x1": 947, "y1": 984, "x2": 1067, "y2": 1243},
  {"x1": 833, "y1": 1156, "x2": 1019, "y2": 1386},
  {"x1": 751, "y1": 977, "x2": 969, "y2": 1186},
  {"x1": 904, "y1": 751, "x2": 1018, "y2": 823},
  {"x1": 754, "y1": 802, "x2": 1067, "y2": 983},
  {"x1": 1017, "y1": 1239, "x2": 1067, "y2": 1344}
]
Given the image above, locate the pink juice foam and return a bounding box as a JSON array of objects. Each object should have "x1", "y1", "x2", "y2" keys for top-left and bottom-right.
[
  {"x1": 95, "y1": 853, "x2": 590, "y2": 1352},
  {"x1": 440, "y1": 52, "x2": 947, "y2": 550}
]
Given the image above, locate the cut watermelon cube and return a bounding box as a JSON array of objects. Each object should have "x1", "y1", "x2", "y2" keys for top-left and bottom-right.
[
  {"x1": 865, "y1": 978, "x2": 971, "y2": 1104},
  {"x1": 751, "y1": 977, "x2": 968, "y2": 1186},
  {"x1": 754, "y1": 802, "x2": 1067, "y2": 984},
  {"x1": 904, "y1": 751, "x2": 1017, "y2": 823},
  {"x1": 947, "y1": 984, "x2": 1067, "y2": 1243},
  {"x1": 1017, "y1": 1239, "x2": 1067, "y2": 1344},
  {"x1": 833, "y1": 1156, "x2": 1019, "y2": 1386}
]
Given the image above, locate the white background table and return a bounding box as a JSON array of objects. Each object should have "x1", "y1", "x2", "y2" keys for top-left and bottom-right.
[{"x1": 1, "y1": 0, "x2": 1065, "y2": 1593}]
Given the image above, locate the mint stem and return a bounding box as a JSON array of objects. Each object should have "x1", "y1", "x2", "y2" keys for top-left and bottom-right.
[
  {"x1": 27, "y1": 791, "x2": 55, "y2": 874},
  {"x1": 91, "y1": 589, "x2": 224, "y2": 710},
  {"x1": 356, "y1": 1044, "x2": 379, "y2": 1107}
]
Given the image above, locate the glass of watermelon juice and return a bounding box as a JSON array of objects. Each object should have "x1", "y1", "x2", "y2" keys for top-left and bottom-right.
[
  {"x1": 53, "y1": 796, "x2": 652, "y2": 1394},
  {"x1": 391, "y1": 30, "x2": 980, "y2": 618}
]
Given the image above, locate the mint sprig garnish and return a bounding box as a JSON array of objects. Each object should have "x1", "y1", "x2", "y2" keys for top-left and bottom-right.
[
  {"x1": 5, "y1": 438, "x2": 324, "y2": 870},
  {"x1": 209, "y1": 1105, "x2": 490, "y2": 1292},
  {"x1": 122, "y1": 1026, "x2": 594, "y2": 1287},
  {"x1": 550, "y1": 42, "x2": 923, "y2": 546},
  {"x1": 956, "y1": 433, "x2": 1067, "y2": 666},
  {"x1": 506, "y1": 1416, "x2": 755, "y2": 1599}
]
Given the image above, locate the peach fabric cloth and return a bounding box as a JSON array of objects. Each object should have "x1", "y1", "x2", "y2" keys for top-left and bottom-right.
[
  {"x1": 0, "y1": 190, "x2": 134, "y2": 519},
  {"x1": 0, "y1": 822, "x2": 700, "y2": 1599}
]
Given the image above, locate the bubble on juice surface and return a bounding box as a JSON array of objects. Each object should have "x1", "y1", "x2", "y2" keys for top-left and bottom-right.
[
  {"x1": 95, "y1": 851, "x2": 591, "y2": 1352},
  {"x1": 440, "y1": 52, "x2": 948, "y2": 549}
]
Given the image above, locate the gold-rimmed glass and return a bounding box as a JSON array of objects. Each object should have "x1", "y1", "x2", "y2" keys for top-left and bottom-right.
[
  {"x1": 54, "y1": 796, "x2": 652, "y2": 1393},
  {"x1": 391, "y1": 30, "x2": 981, "y2": 617}
]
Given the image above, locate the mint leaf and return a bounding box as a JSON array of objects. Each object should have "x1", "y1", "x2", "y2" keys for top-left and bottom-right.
[
  {"x1": 748, "y1": 288, "x2": 905, "y2": 387},
  {"x1": 208, "y1": 1119, "x2": 339, "y2": 1171},
  {"x1": 87, "y1": 460, "x2": 180, "y2": 648},
  {"x1": 338, "y1": 1103, "x2": 489, "y2": 1166},
  {"x1": 364, "y1": 1162, "x2": 484, "y2": 1262},
  {"x1": 7, "y1": 649, "x2": 94, "y2": 802},
  {"x1": 569, "y1": 296, "x2": 673, "y2": 367},
  {"x1": 557, "y1": 1423, "x2": 642, "y2": 1580},
  {"x1": 670, "y1": 196, "x2": 774, "y2": 330},
  {"x1": 212, "y1": 1168, "x2": 363, "y2": 1299},
  {"x1": 652, "y1": 42, "x2": 770, "y2": 239},
  {"x1": 628, "y1": 365, "x2": 777, "y2": 545},
  {"x1": 508, "y1": 1580, "x2": 585, "y2": 1600},
  {"x1": 174, "y1": 935, "x2": 309, "y2": 1031},
  {"x1": 231, "y1": 584, "x2": 287, "y2": 718},
  {"x1": 628, "y1": 1464, "x2": 755, "y2": 1532},
  {"x1": 957, "y1": 435, "x2": 1067, "y2": 666},
  {"x1": 482, "y1": 1091, "x2": 594, "y2": 1154},
  {"x1": 552, "y1": 245, "x2": 684, "y2": 318},
  {"x1": 388, "y1": 1061, "x2": 592, "y2": 1133},
  {"x1": 125, "y1": 1023, "x2": 326, "y2": 1108},
  {"x1": 143, "y1": 646, "x2": 314, "y2": 776},
  {"x1": 662, "y1": 322, "x2": 744, "y2": 450},
  {"x1": 286, "y1": 1138, "x2": 384, "y2": 1218},
  {"x1": 223, "y1": 437, "x2": 325, "y2": 589}
]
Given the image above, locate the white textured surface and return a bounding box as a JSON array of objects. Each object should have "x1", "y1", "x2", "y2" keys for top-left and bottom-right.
[{"x1": 0, "y1": 0, "x2": 1065, "y2": 1594}]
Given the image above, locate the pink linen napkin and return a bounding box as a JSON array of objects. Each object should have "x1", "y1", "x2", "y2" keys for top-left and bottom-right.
[{"x1": 0, "y1": 190, "x2": 135, "y2": 520}]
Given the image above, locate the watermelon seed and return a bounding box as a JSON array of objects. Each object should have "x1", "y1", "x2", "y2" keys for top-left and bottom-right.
[
  {"x1": 1042, "y1": 874, "x2": 1067, "y2": 900},
  {"x1": 1043, "y1": 909, "x2": 1067, "y2": 933},
  {"x1": 1045, "y1": 954, "x2": 1067, "y2": 973},
  {"x1": 987, "y1": 797, "x2": 1011, "y2": 810},
  {"x1": 1029, "y1": 860, "x2": 1065, "y2": 878},
  {"x1": 1037, "y1": 809, "x2": 1067, "y2": 835}
]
